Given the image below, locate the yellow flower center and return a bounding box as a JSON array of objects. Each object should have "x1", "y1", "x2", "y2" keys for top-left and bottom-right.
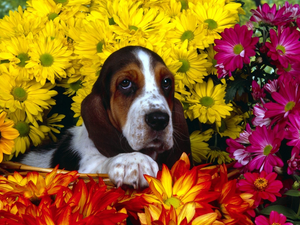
[
  {"x1": 69, "y1": 80, "x2": 82, "y2": 92},
  {"x1": 276, "y1": 45, "x2": 286, "y2": 54},
  {"x1": 181, "y1": 30, "x2": 194, "y2": 42},
  {"x1": 233, "y1": 44, "x2": 244, "y2": 55},
  {"x1": 179, "y1": 0, "x2": 189, "y2": 10},
  {"x1": 17, "y1": 53, "x2": 29, "y2": 68},
  {"x1": 48, "y1": 13, "x2": 59, "y2": 20},
  {"x1": 109, "y1": 17, "x2": 116, "y2": 25},
  {"x1": 40, "y1": 53, "x2": 54, "y2": 67},
  {"x1": 200, "y1": 96, "x2": 215, "y2": 107},
  {"x1": 204, "y1": 19, "x2": 218, "y2": 30},
  {"x1": 97, "y1": 41, "x2": 104, "y2": 53},
  {"x1": 129, "y1": 25, "x2": 139, "y2": 31},
  {"x1": 272, "y1": 223, "x2": 281, "y2": 225},
  {"x1": 12, "y1": 87, "x2": 28, "y2": 102},
  {"x1": 254, "y1": 177, "x2": 268, "y2": 191},
  {"x1": 15, "y1": 121, "x2": 30, "y2": 137},
  {"x1": 164, "y1": 196, "x2": 181, "y2": 209},
  {"x1": 284, "y1": 63, "x2": 292, "y2": 72},
  {"x1": 178, "y1": 59, "x2": 190, "y2": 73},
  {"x1": 285, "y1": 101, "x2": 295, "y2": 112},
  {"x1": 54, "y1": 0, "x2": 67, "y2": 4},
  {"x1": 263, "y1": 144, "x2": 272, "y2": 156}
]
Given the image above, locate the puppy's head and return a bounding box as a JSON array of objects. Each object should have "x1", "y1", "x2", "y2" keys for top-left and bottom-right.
[{"x1": 92, "y1": 46, "x2": 174, "y2": 156}]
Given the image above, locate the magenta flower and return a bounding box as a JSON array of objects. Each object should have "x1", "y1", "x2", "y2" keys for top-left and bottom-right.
[
  {"x1": 238, "y1": 171, "x2": 283, "y2": 207},
  {"x1": 226, "y1": 139, "x2": 251, "y2": 169},
  {"x1": 255, "y1": 211, "x2": 293, "y2": 225},
  {"x1": 252, "y1": 103, "x2": 271, "y2": 127},
  {"x1": 276, "y1": 60, "x2": 300, "y2": 82},
  {"x1": 214, "y1": 24, "x2": 258, "y2": 72},
  {"x1": 226, "y1": 124, "x2": 252, "y2": 170},
  {"x1": 281, "y1": 2, "x2": 300, "y2": 21},
  {"x1": 286, "y1": 113, "x2": 300, "y2": 147},
  {"x1": 287, "y1": 147, "x2": 300, "y2": 175},
  {"x1": 250, "y1": 3, "x2": 293, "y2": 26},
  {"x1": 264, "y1": 79, "x2": 279, "y2": 93},
  {"x1": 247, "y1": 124, "x2": 285, "y2": 173},
  {"x1": 252, "y1": 80, "x2": 266, "y2": 101},
  {"x1": 265, "y1": 27, "x2": 300, "y2": 68},
  {"x1": 215, "y1": 63, "x2": 232, "y2": 79},
  {"x1": 264, "y1": 80, "x2": 300, "y2": 124}
]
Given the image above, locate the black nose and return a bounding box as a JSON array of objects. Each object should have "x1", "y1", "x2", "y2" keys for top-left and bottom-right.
[{"x1": 145, "y1": 111, "x2": 169, "y2": 131}]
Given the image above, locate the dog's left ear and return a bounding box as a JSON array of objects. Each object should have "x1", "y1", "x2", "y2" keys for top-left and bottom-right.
[{"x1": 157, "y1": 98, "x2": 192, "y2": 168}]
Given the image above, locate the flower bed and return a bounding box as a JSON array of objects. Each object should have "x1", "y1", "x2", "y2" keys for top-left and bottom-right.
[{"x1": 0, "y1": 0, "x2": 300, "y2": 224}]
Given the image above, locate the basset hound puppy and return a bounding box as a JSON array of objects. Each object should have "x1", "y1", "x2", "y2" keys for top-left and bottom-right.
[{"x1": 20, "y1": 46, "x2": 191, "y2": 189}]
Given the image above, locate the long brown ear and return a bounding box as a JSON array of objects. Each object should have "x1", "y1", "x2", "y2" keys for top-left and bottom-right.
[
  {"x1": 81, "y1": 92, "x2": 133, "y2": 157},
  {"x1": 156, "y1": 98, "x2": 192, "y2": 168}
]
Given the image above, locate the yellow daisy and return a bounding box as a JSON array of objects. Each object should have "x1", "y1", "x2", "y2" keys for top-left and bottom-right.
[
  {"x1": 199, "y1": 44, "x2": 218, "y2": 75},
  {"x1": 73, "y1": 15, "x2": 114, "y2": 76},
  {"x1": 186, "y1": 78, "x2": 233, "y2": 127},
  {"x1": 0, "y1": 74, "x2": 57, "y2": 127},
  {"x1": 207, "y1": 148, "x2": 233, "y2": 164},
  {"x1": 0, "y1": 6, "x2": 46, "y2": 39},
  {"x1": 26, "y1": 36, "x2": 72, "y2": 85},
  {"x1": 57, "y1": 78, "x2": 83, "y2": 97},
  {"x1": 217, "y1": 114, "x2": 244, "y2": 139},
  {"x1": 9, "y1": 110, "x2": 50, "y2": 158},
  {"x1": 27, "y1": 0, "x2": 63, "y2": 21},
  {"x1": 193, "y1": 1, "x2": 239, "y2": 40},
  {"x1": 71, "y1": 85, "x2": 92, "y2": 126},
  {"x1": 170, "y1": 40, "x2": 212, "y2": 87},
  {"x1": 27, "y1": 0, "x2": 90, "y2": 21},
  {"x1": 0, "y1": 36, "x2": 34, "y2": 80},
  {"x1": 169, "y1": 10, "x2": 214, "y2": 50},
  {"x1": 0, "y1": 111, "x2": 19, "y2": 162},
  {"x1": 190, "y1": 129, "x2": 213, "y2": 164},
  {"x1": 43, "y1": 113, "x2": 65, "y2": 142},
  {"x1": 111, "y1": 0, "x2": 170, "y2": 40}
]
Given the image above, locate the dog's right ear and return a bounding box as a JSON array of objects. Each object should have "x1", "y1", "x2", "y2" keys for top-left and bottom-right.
[{"x1": 81, "y1": 92, "x2": 131, "y2": 157}]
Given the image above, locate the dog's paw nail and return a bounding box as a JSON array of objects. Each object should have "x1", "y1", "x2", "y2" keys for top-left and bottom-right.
[{"x1": 116, "y1": 181, "x2": 122, "y2": 188}]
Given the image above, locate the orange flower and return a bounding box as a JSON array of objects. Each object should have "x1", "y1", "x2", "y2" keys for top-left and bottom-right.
[
  {"x1": 138, "y1": 202, "x2": 223, "y2": 225},
  {"x1": 0, "y1": 166, "x2": 78, "y2": 200},
  {"x1": 141, "y1": 153, "x2": 218, "y2": 214},
  {"x1": 213, "y1": 165, "x2": 254, "y2": 225}
]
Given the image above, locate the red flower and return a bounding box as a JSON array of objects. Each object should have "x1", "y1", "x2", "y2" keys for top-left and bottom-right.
[{"x1": 238, "y1": 171, "x2": 283, "y2": 207}]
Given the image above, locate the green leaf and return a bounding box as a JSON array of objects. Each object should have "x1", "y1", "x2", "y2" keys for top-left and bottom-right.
[
  {"x1": 285, "y1": 189, "x2": 300, "y2": 197},
  {"x1": 260, "y1": 205, "x2": 298, "y2": 220},
  {"x1": 225, "y1": 79, "x2": 249, "y2": 103}
]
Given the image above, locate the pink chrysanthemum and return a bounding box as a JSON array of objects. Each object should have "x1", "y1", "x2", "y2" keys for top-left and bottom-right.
[
  {"x1": 286, "y1": 113, "x2": 300, "y2": 147},
  {"x1": 276, "y1": 60, "x2": 300, "y2": 82},
  {"x1": 255, "y1": 211, "x2": 293, "y2": 225},
  {"x1": 250, "y1": 3, "x2": 293, "y2": 26},
  {"x1": 281, "y1": 2, "x2": 300, "y2": 21},
  {"x1": 226, "y1": 124, "x2": 252, "y2": 170},
  {"x1": 287, "y1": 147, "x2": 300, "y2": 175},
  {"x1": 214, "y1": 24, "x2": 258, "y2": 72},
  {"x1": 264, "y1": 80, "x2": 300, "y2": 124},
  {"x1": 264, "y1": 79, "x2": 279, "y2": 93},
  {"x1": 238, "y1": 171, "x2": 283, "y2": 207},
  {"x1": 265, "y1": 27, "x2": 300, "y2": 68},
  {"x1": 226, "y1": 139, "x2": 251, "y2": 169},
  {"x1": 215, "y1": 63, "x2": 232, "y2": 79},
  {"x1": 247, "y1": 124, "x2": 285, "y2": 173},
  {"x1": 252, "y1": 102, "x2": 271, "y2": 127}
]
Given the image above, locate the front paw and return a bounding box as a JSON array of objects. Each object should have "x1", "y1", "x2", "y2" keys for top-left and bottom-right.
[{"x1": 106, "y1": 152, "x2": 158, "y2": 189}]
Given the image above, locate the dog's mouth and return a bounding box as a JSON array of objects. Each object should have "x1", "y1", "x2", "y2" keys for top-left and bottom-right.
[{"x1": 140, "y1": 137, "x2": 172, "y2": 160}]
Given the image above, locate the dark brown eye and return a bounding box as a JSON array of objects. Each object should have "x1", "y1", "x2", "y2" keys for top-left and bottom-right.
[
  {"x1": 162, "y1": 78, "x2": 172, "y2": 89},
  {"x1": 119, "y1": 79, "x2": 132, "y2": 89}
]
